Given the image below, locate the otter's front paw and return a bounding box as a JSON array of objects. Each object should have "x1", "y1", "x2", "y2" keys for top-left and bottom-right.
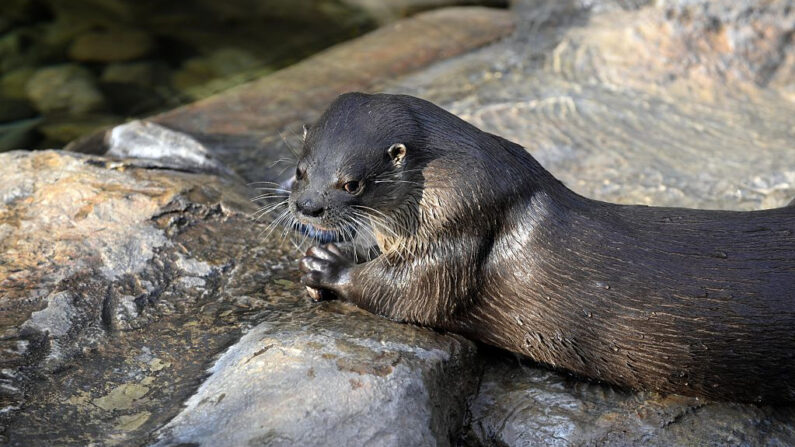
[{"x1": 299, "y1": 244, "x2": 353, "y2": 301}]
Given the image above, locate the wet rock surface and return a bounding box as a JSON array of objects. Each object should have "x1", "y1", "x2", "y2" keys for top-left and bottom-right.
[
  {"x1": 0, "y1": 147, "x2": 479, "y2": 446},
  {"x1": 463, "y1": 354, "x2": 795, "y2": 447},
  {"x1": 385, "y1": 0, "x2": 795, "y2": 211},
  {"x1": 2, "y1": 0, "x2": 795, "y2": 446}
]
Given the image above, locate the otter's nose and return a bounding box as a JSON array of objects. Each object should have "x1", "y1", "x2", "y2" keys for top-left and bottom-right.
[{"x1": 297, "y1": 199, "x2": 325, "y2": 217}]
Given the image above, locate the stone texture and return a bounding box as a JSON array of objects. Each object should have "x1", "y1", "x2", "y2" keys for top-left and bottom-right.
[
  {"x1": 0, "y1": 67, "x2": 36, "y2": 100},
  {"x1": 25, "y1": 64, "x2": 106, "y2": 115},
  {"x1": 3, "y1": 0, "x2": 795, "y2": 446},
  {"x1": 342, "y1": 0, "x2": 508, "y2": 24},
  {"x1": 0, "y1": 146, "x2": 478, "y2": 446},
  {"x1": 105, "y1": 120, "x2": 234, "y2": 175},
  {"x1": 464, "y1": 356, "x2": 795, "y2": 447},
  {"x1": 171, "y1": 48, "x2": 265, "y2": 100},
  {"x1": 154, "y1": 6, "x2": 513, "y2": 133},
  {"x1": 372, "y1": 0, "x2": 795, "y2": 444},
  {"x1": 382, "y1": 0, "x2": 795, "y2": 211},
  {"x1": 153, "y1": 309, "x2": 479, "y2": 447}
]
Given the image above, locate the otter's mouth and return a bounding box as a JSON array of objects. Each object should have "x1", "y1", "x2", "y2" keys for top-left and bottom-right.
[
  {"x1": 294, "y1": 219, "x2": 361, "y2": 244},
  {"x1": 296, "y1": 222, "x2": 345, "y2": 243}
]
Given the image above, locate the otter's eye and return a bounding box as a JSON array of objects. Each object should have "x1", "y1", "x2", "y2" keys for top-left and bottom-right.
[
  {"x1": 343, "y1": 180, "x2": 362, "y2": 194},
  {"x1": 295, "y1": 167, "x2": 304, "y2": 180}
]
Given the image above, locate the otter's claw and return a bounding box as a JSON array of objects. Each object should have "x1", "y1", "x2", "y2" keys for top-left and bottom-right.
[{"x1": 299, "y1": 244, "x2": 353, "y2": 300}]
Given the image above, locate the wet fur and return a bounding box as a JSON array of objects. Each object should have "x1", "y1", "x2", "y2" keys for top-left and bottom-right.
[{"x1": 292, "y1": 92, "x2": 795, "y2": 403}]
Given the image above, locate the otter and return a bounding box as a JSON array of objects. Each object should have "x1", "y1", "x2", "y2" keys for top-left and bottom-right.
[{"x1": 286, "y1": 92, "x2": 794, "y2": 403}]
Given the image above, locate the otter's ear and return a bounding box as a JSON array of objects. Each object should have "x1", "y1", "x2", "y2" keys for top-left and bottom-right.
[{"x1": 388, "y1": 143, "x2": 407, "y2": 165}]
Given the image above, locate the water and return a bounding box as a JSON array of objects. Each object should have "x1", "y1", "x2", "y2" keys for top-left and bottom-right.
[{"x1": 0, "y1": 0, "x2": 375, "y2": 151}]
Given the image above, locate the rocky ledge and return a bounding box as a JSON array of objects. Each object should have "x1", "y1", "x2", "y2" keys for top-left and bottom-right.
[{"x1": 2, "y1": 1, "x2": 795, "y2": 446}]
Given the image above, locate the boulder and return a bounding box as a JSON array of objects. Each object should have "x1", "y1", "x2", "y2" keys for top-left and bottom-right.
[
  {"x1": 105, "y1": 120, "x2": 233, "y2": 175},
  {"x1": 171, "y1": 47, "x2": 262, "y2": 96},
  {"x1": 153, "y1": 307, "x2": 479, "y2": 447},
  {"x1": 25, "y1": 64, "x2": 106, "y2": 115},
  {"x1": 465, "y1": 356, "x2": 795, "y2": 446}
]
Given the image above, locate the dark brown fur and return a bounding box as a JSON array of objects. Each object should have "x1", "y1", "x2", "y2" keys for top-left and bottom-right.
[{"x1": 290, "y1": 92, "x2": 795, "y2": 403}]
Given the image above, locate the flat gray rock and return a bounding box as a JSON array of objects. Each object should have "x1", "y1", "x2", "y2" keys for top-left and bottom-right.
[{"x1": 153, "y1": 311, "x2": 478, "y2": 447}]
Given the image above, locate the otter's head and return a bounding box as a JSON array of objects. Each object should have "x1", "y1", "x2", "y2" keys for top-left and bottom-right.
[{"x1": 289, "y1": 93, "x2": 421, "y2": 241}]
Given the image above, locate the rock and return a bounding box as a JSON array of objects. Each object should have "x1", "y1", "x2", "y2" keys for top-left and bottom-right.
[
  {"x1": 68, "y1": 28, "x2": 153, "y2": 62},
  {"x1": 106, "y1": 120, "x2": 234, "y2": 175},
  {"x1": 0, "y1": 26, "x2": 63, "y2": 73},
  {"x1": 0, "y1": 147, "x2": 479, "y2": 446},
  {"x1": 0, "y1": 29, "x2": 47, "y2": 73},
  {"x1": 383, "y1": 0, "x2": 795, "y2": 210},
  {"x1": 25, "y1": 64, "x2": 106, "y2": 115},
  {"x1": 99, "y1": 62, "x2": 171, "y2": 115},
  {"x1": 0, "y1": 148, "x2": 257, "y2": 444},
  {"x1": 146, "y1": 7, "x2": 517, "y2": 182},
  {"x1": 153, "y1": 308, "x2": 479, "y2": 447},
  {"x1": 0, "y1": 31, "x2": 23, "y2": 69},
  {"x1": 6, "y1": 0, "x2": 795, "y2": 445},
  {"x1": 171, "y1": 47, "x2": 262, "y2": 93},
  {"x1": 342, "y1": 0, "x2": 509, "y2": 24},
  {"x1": 464, "y1": 356, "x2": 795, "y2": 446}
]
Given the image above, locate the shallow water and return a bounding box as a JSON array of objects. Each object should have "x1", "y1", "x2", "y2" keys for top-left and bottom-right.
[{"x1": 0, "y1": 0, "x2": 375, "y2": 150}]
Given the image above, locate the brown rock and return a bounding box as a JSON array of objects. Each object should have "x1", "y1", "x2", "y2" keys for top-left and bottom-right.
[{"x1": 342, "y1": 0, "x2": 508, "y2": 24}]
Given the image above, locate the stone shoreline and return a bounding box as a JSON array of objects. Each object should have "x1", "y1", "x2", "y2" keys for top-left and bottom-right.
[{"x1": 2, "y1": 1, "x2": 794, "y2": 446}]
